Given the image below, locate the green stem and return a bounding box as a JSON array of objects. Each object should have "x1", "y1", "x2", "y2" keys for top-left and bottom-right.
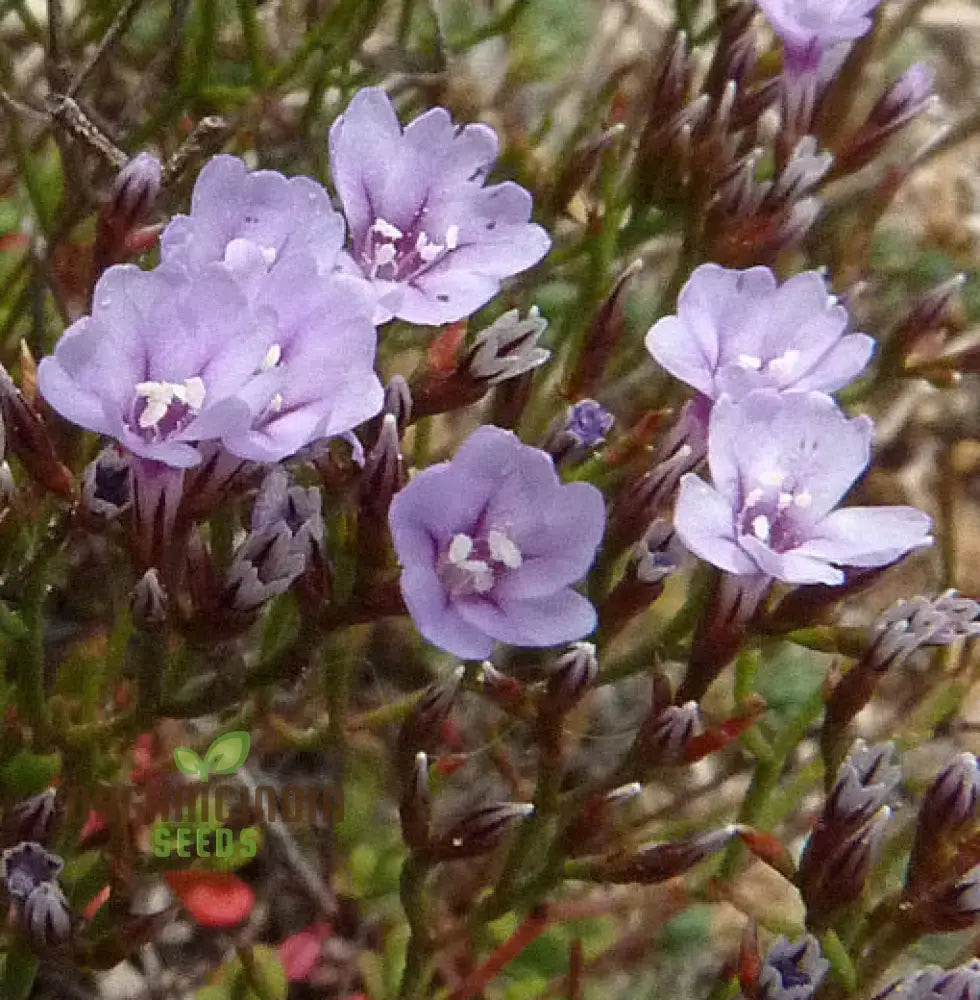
[
  {"x1": 399, "y1": 857, "x2": 433, "y2": 1000},
  {"x1": 17, "y1": 566, "x2": 51, "y2": 741}
]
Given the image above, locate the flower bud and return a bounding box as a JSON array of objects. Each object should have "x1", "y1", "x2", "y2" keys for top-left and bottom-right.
[
  {"x1": 478, "y1": 661, "x2": 528, "y2": 711},
  {"x1": 23, "y1": 880, "x2": 72, "y2": 949},
  {"x1": 465, "y1": 308, "x2": 550, "y2": 386},
  {"x1": 907, "y1": 753, "x2": 980, "y2": 897},
  {"x1": 3, "y1": 788, "x2": 59, "y2": 845},
  {"x1": 543, "y1": 399, "x2": 615, "y2": 466},
  {"x1": 82, "y1": 444, "x2": 132, "y2": 521},
  {"x1": 383, "y1": 375, "x2": 412, "y2": 430},
  {"x1": 0, "y1": 365, "x2": 73, "y2": 497},
  {"x1": 562, "y1": 783, "x2": 642, "y2": 857},
  {"x1": 545, "y1": 642, "x2": 598, "y2": 715},
  {"x1": 574, "y1": 826, "x2": 737, "y2": 884},
  {"x1": 110, "y1": 153, "x2": 163, "y2": 230},
  {"x1": 396, "y1": 667, "x2": 466, "y2": 775},
  {"x1": 755, "y1": 934, "x2": 829, "y2": 1000},
  {"x1": 565, "y1": 260, "x2": 642, "y2": 399},
  {"x1": 359, "y1": 413, "x2": 405, "y2": 521},
  {"x1": 875, "y1": 961, "x2": 980, "y2": 1000},
  {"x1": 400, "y1": 751, "x2": 431, "y2": 850},
  {"x1": 1, "y1": 842, "x2": 64, "y2": 902},
  {"x1": 423, "y1": 802, "x2": 534, "y2": 862},
  {"x1": 131, "y1": 567, "x2": 167, "y2": 629},
  {"x1": 222, "y1": 525, "x2": 306, "y2": 614}
]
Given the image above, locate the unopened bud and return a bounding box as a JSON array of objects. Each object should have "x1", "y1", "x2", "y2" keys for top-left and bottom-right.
[
  {"x1": 875, "y1": 961, "x2": 980, "y2": 1000},
  {"x1": 757, "y1": 934, "x2": 829, "y2": 1000},
  {"x1": 562, "y1": 783, "x2": 642, "y2": 857},
  {"x1": 0, "y1": 365, "x2": 73, "y2": 496},
  {"x1": 3, "y1": 788, "x2": 59, "y2": 845},
  {"x1": 550, "y1": 123, "x2": 626, "y2": 213},
  {"x1": 23, "y1": 880, "x2": 72, "y2": 949},
  {"x1": 383, "y1": 375, "x2": 412, "y2": 430},
  {"x1": 110, "y1": 153, "x2": 162, "y2": 229},
  {"x1": 575, "y1": 826, "x2": 737, "y2": 884},
  {"x1": 423, "y1": 802, "x2": 534, "y2": 862},
  {"x1": 400, "y1": 752, "x2": 431, "y2": 850},
  {"x1": 397, "y1": 667, "x2": 466, "y2": 772},
  {"x1": 884, "y1": 275, "x2": 966, "y2": 373},
  {"x1": 543, "y1": 399, "x2": 615, "y2": 465},
  {"x1": 635, "y1": 701, "x2": 700, "y2": 766},
  {"x1": 82, "y1": 445, "x2": 132, "y2": 521},
  {"x1": 907, "y1": 753, "x2": 980, "y2": 897},
  {"x1": 130, "y1": 568, "x2": 167, "y2": 629},
  {"x1": 360, "y1": 414, "x2": 404, "y2": 520},
  {"x1": 545, "y1": 642, "x2": 598, "y2": 714},
  {"x1": 565, "y1": 260, "x2": 642, "y2": 399},
  {"x1": 1, "y1": 842, "x2": 64, "y2": 901},
  {"x1": 479, "y1": 661, "x2": 527, "y2": 709}
]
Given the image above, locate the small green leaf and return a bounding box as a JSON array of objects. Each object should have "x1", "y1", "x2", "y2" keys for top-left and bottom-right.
[
  {"x1": 2, "y1": 749, "x2": 61, "y2": 798},
  {"x1": 204, "y1": 731, "x2": 251, "y2": 775},
  {"x1": 2, "y1": 941, "x2": 39, "y2": 1000},
  {"x1": 174, "y1": 746, "x2": 205, "y2": 777}
]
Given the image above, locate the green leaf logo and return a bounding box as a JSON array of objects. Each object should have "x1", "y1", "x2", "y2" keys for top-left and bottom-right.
[
  {"x1": 204, "y1": 731, "x2": 251, "y2": 776},
  {"x1": 173, "y1": 746, "x2": 204, "y2": 779}
]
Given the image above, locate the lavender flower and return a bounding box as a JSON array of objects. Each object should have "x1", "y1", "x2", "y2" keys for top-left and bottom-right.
[
  {"x1": 160, "y1": 154, "x2": 345, "y2": 285},
  {"x1": 329, "y1": 87, "x2": 551, "y2": 325},
  {"x1": 646, "y1": 264, "x2": 873, "y2": 401},
  {"x1": 875, "y1": 962, "x2": 980, "y2": 1000},
  {"x1": 757, "y1": 935, "x2": 829, "y2": 1000},
  {"x1": 1, "y1": 842, "x2": 64, "y2": 902},
  {"x1": 674, "y1": 390, "x2": 933, "y2": 585},
  {"x1": 388, "y1": 425, "x2": 605, "y2": 659},
  {"x1": 756, "y1": 0, "x2": 881, "y2": 73},
  {"x1": 37, "y1": 256, "x2": 382, "y2": 467}
]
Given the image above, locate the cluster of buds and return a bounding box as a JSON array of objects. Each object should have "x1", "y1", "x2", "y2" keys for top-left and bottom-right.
[
  {"x1": 875, "y1": 960, "x2": 980, "y2": 1000},
  {"x1": 92, "y1": 152, "x2": 164, "y2": 278},
  {"x1": 823, "y1": 592, "x2": 980, "y2": 768},
  {"x1": 1, "y1": 790, "x2": 72, "y2": 951},
  {"x1": 797, "y1": 740, "x2": 899, "y2": 927},
  {"x1": 221, "y1": 468, "x2": 328, "y2": 617}
]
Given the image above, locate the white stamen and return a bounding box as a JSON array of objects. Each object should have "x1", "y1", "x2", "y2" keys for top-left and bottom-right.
[
  {"x1": 416, "y1": 232, "x2": 444, "y2": 263},
  {"x1": 752, "y1": 515, "x2": 771, "y2": 542},
  {"x1": 260, "y1": 245, "x2": 278, "y2": 266},
  {"x1": 737, "y1": 353, "x2": 763, "y2": 370},
  {"x1": 745, "y1": 488, "x2": 765, "y2": 508},
  {"x1": 767, "y1": 349, "x2": 801, "y2": 373},
  {"x1": 180, "y1": 377, "x2": 206, "y2": 411},
  {"x1": 760, "y1": 469, "x2": 784, "y2": 487},
  {"x1": 449, "y1": 534, "x2": 474, "y2": 564},
  {"x1": 261, "y1": 343, "x2": 282, "y2": 370},
  {"x1": 487, "y1": 530, "x2": 522, "y2": 569},
  {"x1": 374, "y1": 242, "x2": 397, "y2": 267},
  {"x1": 371, "y1": 218, "x2": 403, "y2": 241},
  {"x1": 135, "y1": 377, "x2": 206, "y2": 429},
  {"x1": 445, "y1": 224, "x2": 459, "y2": 250},
  {"x1": 778, "y1": 491, "x2": 794, "y2": 510},
  {"x1": 794, "y1": 490, "x2": 813, "y2": 508},
  {"x1": 269, "y1": 393, "x2": 284, "y2": 413}
]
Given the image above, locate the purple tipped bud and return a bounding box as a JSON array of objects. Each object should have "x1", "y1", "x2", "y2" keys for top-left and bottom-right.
[
  {"x1": 400, "y1": 751, "x2": 431, "y2": 850},
  {"x1": 835, "y1": 64, "x2": 936, "y2": 176},
  {"x1": 908, "y1": 753, "x2": 980, "y2": 897},
  {"x1": 424, "y1": 802, "x2": 534, "y2": 862},
  {"x1": 636, "y1": 701, "x2": 700, "y2": 765},
  {"x1": 110, "y1": 153, "x2": 163, "y2": 229},
  {"x1": 251, "y1": 468, "x2": 325, "y2": 567},
  {"x1": 550, "y1": 122, "x2": 626, "y2": 213},
  {"x1": 757, "y1": 934, "x2": 829, "y2": 1000},
  {"x1": 131, "y1": 567, "x2": 168, "y2": 629},
  {"x1": 3, "y1": 788, "x2": 59, "y2": 845},
  {"x1": 465, "y1": 308, "x2": 550, "y2": 386},
  {"x1": 23, "y1": 880, "x2": 72, "y2": 948},
  {"x1": 1, "y1": 842, "x2": 64, "y2": 902},
  {"x1": 704, "y1": 3, "x2": 759, "y2": 104},
  {"x1": 222, "y1": 525, "x2": 306, "y2": 614},
  {"x1": 360, "y1": 414, "x2": 405, "y2": 520},
  {"x1": 82, "y1": 445, "x2": 132, "y2": 521},
  {"x1": 824, "y1": 740, "x2": 901, "y2": 828},
  {"x1": 545, "y1": 642, "x2": 599, "y2": 714},
  {"x1": 577, "y1": 826, "x2": 738, "y2": 884},
  {"x1": 544, "y1": 399, "x2": 615, "y2": 465},
  {"x1": 397, "y1": 667, "x2": 466, "y2": 770}
]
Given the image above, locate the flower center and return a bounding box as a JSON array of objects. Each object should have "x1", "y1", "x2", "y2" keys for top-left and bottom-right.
[
  {"x1": 735, "y1": 348, "x2": 801, "y2": 376},
  {"x1": 131, "y1": 376, "x2": 206, "y2": 439},
  {"x1": 362, "y1": 216, "x2": 459, "y2": 282},
  {"x1": 438, "y1": 529, "x2": 522, "y2": 597},
  {"x1": 738, "y1": 470, "x2": 812, "y2": 552}
]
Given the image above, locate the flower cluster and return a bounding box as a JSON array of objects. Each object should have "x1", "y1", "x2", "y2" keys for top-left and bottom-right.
[{"x1": 648, "y1": 263, "x2": 933, "y2": 590}]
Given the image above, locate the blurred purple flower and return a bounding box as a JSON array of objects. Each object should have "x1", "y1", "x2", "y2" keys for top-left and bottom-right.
[
  {"x1": 388, "y1": 425, "x2": 605, "y2": 658},
  {"x1": 37, "y1": 257, "x2": 382, "y2": 467},
  {"x1": 160, "y1": 154, "x2": 345, "y2": 286},
  {"x1": 758, "y1": 935, "x2": 829, "y2": 1000},
  {"x1": 674, "y1": 390, "x2": 933, "y2": 585},
  {"x1": 756, "y1": 0, "x2": 881, "y2": 72},
  {"x1": 329, "y1": 87, "x2": 551, "y2": 325},
  {"x1": 646, "y1": 264, "x2": 873, "y2": 401}
]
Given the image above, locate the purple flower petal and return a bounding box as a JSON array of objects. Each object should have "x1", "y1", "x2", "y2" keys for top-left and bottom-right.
[
  {"x1": 674, "y1": 474, "x2": 759, "y2": 576},
  {"x1": 794, "y1": 506, "x2": 934, "y2": 567}
]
